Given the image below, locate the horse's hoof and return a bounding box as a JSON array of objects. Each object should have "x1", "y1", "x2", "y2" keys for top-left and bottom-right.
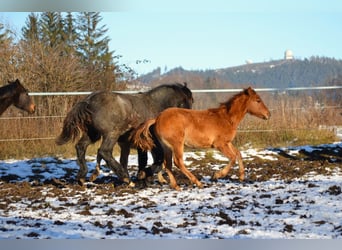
[
  {"x1": 157, "y1": 171, "x2": 168, "y2": 184},
  {"x1": 128, "y1": 181, "x2": 135, "y2": 188},
  {"x1": 137, "y1": 170, "x2": 146, "y2": 180},
  {"x1": 145, "y1": 175, "x2": 154, "y2": 185},
  {"x1": 78, "y1": 178, "x2": 86, "y2": 186},
  {"x1": 151, "y1": 164, "x2": 162, "y2": 174},
  {"x1": 122, "y1": 177, "x2": 130, "y2": 184},
  {"x1": 144, "y1": 166, "x2": 153, "y2": 177},
  {"x1": 134, "y1": 179, "x2": 147, "y2": 189},
  {"x1": 89, "y1": 174, "x2": 97, "y2": 182}
]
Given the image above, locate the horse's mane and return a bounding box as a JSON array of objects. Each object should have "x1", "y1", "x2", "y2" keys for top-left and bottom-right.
[
  {"x1": 1, "y1": 79, "x2": 26, "y2": 92},
  {"x1": 148, "y1": 82, "x2": 186, "y2": 92},
  {"x1": 0, "y1": 80, "x2": 23, "y2": 99},
  {"x1": 147, "y1": 82, "x2": 193, "y2": 99},
  {"x1": 209, "y1": 88, "x2": 252, "y2": 113}
]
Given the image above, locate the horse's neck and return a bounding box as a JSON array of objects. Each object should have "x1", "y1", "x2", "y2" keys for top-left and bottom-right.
[
  {"x1": 0, "y1": 86, "x2": 16, "y2": 115},
  {"x1": 0, "y1": 96, "x2": 14, "y2": 115},
  {"x1": 224, "y1": 99, "x2": 248, "y2": 128},
  {"x1": 145, "y1": 92, "x2": 167, "y2": 112}
]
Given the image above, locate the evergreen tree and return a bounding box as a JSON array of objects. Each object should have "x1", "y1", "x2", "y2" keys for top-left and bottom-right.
[
  {"x1": 0, "y1": 22, "x2": 12, "y2": 43},
  {"x1": 22, "y1": 13, "x2": 40, "y2": 42},
  {"x1": 40, "y1": 12, "x2": 65, "y2": 47},
  {"x1": 64, "y1": 12, "x2": 78, "y2": 54},
  {"x1": 77, "y1": 12, "x2": 113, "y2": 67},
  {"x1": 76, "y1": 12, "x2": 118, "y2": 89}
]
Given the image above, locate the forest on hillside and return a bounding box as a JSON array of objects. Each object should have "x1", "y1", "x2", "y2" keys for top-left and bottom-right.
[{"x1": 139, "y1": 57, "x2": 342, "y2": 90}]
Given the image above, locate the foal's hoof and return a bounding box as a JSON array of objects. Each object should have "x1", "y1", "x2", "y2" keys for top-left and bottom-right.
[
  {"x1": 211, "y1": 174, "x2": 219, "y2": 182},
  {"x1": 172, "y1": 185, "x2": 181, "y2": 191}
]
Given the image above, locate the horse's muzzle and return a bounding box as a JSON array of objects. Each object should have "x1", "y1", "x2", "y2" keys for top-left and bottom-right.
[
  {"x1": 29, "y1": 104, "x2": 36, "y2": 114},
  {"x1": 264, "y1": 112, "x2": 271, "y2": 120}
]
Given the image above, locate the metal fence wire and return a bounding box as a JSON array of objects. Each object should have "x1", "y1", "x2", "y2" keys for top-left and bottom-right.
[{"x1": 0, "y1": 86, "x2": 341, "y2": 142}]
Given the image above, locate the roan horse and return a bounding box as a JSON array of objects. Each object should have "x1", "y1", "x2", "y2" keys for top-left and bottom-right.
[
  {"x1": 56, "y1": 83, "x2": 193, "y2": 186},
  {"x1": 0, "y1": 79, "x2": 36, "y2": 116},
  {"x1": 133, "y1": 87, "x2": 270, "y2": 190}
]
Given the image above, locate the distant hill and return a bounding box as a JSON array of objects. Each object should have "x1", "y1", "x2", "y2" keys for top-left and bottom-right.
[{"x1": 137, "y1": 56, "x2": 342, "y2": 89}]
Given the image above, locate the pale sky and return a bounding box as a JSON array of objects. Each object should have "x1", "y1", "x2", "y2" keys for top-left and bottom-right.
[{"x1": 1, "y1": 0, "x2": 342, "y2": 75}]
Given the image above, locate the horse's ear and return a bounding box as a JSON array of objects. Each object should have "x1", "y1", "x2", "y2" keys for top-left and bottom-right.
[
  {"x1": 244, "y1": 87, "x2": 253, "y2": 95},
  {"x1": 8, "y1": 79, "x2": 20, "y2": 84},
  {"x1": 183, "y1": 82, "x2": 187, "y2": 87}
]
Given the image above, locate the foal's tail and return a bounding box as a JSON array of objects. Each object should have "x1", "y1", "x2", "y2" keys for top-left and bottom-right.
[
  {"x1": 132, "y1": 119, "x2": 156, "y2": 151},
  {"x1": 55, "y1": 102, "x2": 92, "y2": 145}
]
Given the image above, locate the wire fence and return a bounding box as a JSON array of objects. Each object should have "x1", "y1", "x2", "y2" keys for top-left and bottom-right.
[
  {"x1": 1, "y1": 86, "x2": 341, "y2": 142},
  {"x1": 26, "y1": 85, "x2": 342, "y2": 96}
]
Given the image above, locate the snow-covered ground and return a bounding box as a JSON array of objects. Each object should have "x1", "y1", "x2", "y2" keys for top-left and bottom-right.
[{"x1": 0, "y1": 143, "x2": 341, "y2": 239}]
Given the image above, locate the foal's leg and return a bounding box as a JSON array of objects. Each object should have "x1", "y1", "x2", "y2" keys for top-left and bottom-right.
[
  {"x1": 172, "y1": 146, "x2": 203, "y2": 189},
  {"x1": 212, "y1": 142, "x2": 245, "y2": 181},
  {"x1": 97, "y1": 134, "x2": 131, "y2": 185},
  {"x1": 75, "y1": 135, "x2": 91, "y2": 185}
]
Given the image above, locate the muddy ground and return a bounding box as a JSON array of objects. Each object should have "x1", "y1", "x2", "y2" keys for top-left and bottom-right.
[{"x1": 0, "y1": 144, "x2": 341, "y2": 239}]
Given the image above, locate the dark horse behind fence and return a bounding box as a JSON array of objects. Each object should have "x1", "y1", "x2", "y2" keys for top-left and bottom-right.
[
  {"x1": 56, "y1": 83, "x2": 193, "y2": 186},
  {"x1": 133, "y1": 87, "x2": 270, "y2": 190},
  {"x1": 0, "y1": 79, "x2": 36, "y2": 116}
]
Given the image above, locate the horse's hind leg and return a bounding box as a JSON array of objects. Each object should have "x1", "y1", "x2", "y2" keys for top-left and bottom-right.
[
  {"x1": 150, "y1": 129, "x2": 164, "y2": 174},
  {"x1": 75, "y1": 135, "x2": 92, "y2": 185},
  {"x1": 97, "y1": 134, "x2": 132, "y2": 185},
  {"x1": 136, "y1": 148, "x2": 150, "y2": 180},
  {"x1": 173, "y1": 146, "x2": 203, "y2": 189},
  {"x1": 118, "y1": 141, "x2": 130, "y2": 173}
]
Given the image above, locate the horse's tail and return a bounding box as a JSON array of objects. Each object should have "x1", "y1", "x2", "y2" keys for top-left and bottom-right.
[
  {"x1": 132, "y1": 119, "x2": 156, "y2": 151},
  {"x1": 55, "y1": 102, "x2": 92, "y2": 145}
]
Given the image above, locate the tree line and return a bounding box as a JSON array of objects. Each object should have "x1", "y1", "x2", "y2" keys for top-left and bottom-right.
[{"x1": 0, "y1": 12, "x2": 132, "y2": 92}]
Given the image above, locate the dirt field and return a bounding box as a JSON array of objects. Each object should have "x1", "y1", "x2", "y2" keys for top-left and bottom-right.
[{"x1": 0, "y1": 143, "x2": 341, "y2": 239}]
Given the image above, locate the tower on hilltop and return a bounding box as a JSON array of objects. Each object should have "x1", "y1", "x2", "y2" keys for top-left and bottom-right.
[{"x1": 284, "y1": 49, "x2": 294, "y2": 60}]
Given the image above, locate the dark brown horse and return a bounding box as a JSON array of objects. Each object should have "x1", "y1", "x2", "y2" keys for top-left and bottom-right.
[
  {"x1": 0, "y1": 79, "x2": 35, "y2": 115},
  {"x1": 56, "y1": 83, "x2": 193, "y2": 186},
  {"x1": 133, "y1": 87, "x2": 270, "y2": 190}
]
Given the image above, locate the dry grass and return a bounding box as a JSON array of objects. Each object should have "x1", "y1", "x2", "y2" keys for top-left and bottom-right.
[{"x1": 0, "y1": 91, "x2": 341, "y2": 159}]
